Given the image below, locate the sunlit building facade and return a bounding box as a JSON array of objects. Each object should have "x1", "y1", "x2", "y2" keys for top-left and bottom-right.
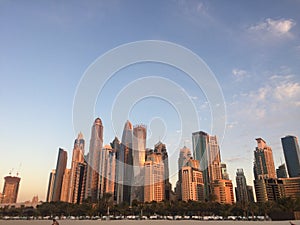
[
  {"x1": 2, "y1": 175, "x2": 21, "y2": 204},
  {"x1": 212, "y1": 179, "x2": 234, "y2": 204}
]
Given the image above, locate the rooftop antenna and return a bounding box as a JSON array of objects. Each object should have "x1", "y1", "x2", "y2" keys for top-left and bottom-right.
[
  {"x1": 9, "y1": 168, "x2": 14, "y2": 176},
  {"x1": 16, "y1": 163, "x2": 22, "y2": 177}
]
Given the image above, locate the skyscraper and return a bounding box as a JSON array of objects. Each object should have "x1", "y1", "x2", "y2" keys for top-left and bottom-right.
[
  {"x1": 112, "y1": 137, "x2": 122, "y2": 203},
  {"x1": 144, "y1": 151, "x2": 165, "y2": 202},
  {"x1": 86, "y1": 118, "x2": 103, "y2": 202},
  {"x1": 221, "y1": 163, "x2": 230, "y2": 180},
  {"x1": 192, "y1": 131, "x2": 222, "y2": 200},
  {"x1": 2, "y1": 175, "x2": 21, "y2": 204},
  {"x1": 235, "y1": 168, "x2": 251, "y2": 205},
  {"x1": 69, "y1": 132, "x2": 86, "y2": 203},
  {"x1": 131, "y1": 124, "x2": 147, "y2": 202},
  {"x1": 281, "y1": 135, "x2": 300, "y2": 177},
  {"x1": 154, "y1": 141, "x2": 171, "y2": 200},
  {"x1": 52, "y1": 148, "x2": 67, "y2": 202},
  {"x1": 253, "y1": 138, "x2": 276, "y2": 180},
  {"x1": 178, "y1": 146, "x2": 192, "y2": 172},
  {"x1": 60, "y1": 168, "x2": 71, "y2": 202},
  {"x1": 180, "y1": 158, "x2": 204, "y2": 202},
  {"x1": 46, "y1": 169, "x2": 56, "y2": 202},
  {"x1": 120, "y1": 120, "x2": 134, "y2": 204},
  {"x1": 253, "y1": 138, "x2": 278, "y2": 203},
  {"x1": 99, "y1": 144, "x2": 116, "y2": 198},
  {"x1": 276, "y1": 164, "x2": 288, "y2": 178}
]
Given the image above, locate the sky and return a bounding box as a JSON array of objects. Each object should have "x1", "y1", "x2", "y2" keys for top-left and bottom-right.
[{"x1": 0, "y1": 0, "x2": 300, "y2": 202}]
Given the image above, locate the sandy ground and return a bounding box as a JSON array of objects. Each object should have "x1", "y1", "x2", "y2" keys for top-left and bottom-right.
[{"x1": 0, "y1": 220, "x2": 299, "y2": 225}]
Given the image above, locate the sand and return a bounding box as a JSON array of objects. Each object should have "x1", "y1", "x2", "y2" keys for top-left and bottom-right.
[{"x1": 0, "y1": 220, "x2": 299, "y2": 225}]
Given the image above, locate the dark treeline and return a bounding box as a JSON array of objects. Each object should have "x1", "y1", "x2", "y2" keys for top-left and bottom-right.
[{"x1": 1, "y1": 195, "x2": 300, "y2": 220}]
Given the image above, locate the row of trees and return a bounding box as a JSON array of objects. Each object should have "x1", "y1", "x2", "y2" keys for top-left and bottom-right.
[{"x1": 1, "y1": 194, "x2": 300, "y2": 220}]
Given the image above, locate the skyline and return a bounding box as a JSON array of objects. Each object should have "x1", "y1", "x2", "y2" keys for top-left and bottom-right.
[{"x1": 0, "y1": 0, "x2": 300, "y2": 202}]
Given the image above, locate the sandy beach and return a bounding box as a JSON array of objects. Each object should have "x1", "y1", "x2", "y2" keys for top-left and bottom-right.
[{"x1": 0, "y1": 220, "x2": 299, "y2": 225}]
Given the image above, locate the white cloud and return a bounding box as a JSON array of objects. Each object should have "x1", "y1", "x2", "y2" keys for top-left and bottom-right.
[
  {"x1": 232, "y1": 68, "x2": 248, "y2": 81},
  {"x1": 274, "y1": 82, "x2": 300, "y2": 100},
  {"x1": 248, "y1": 18, "x2": 296, "y2": 40}
]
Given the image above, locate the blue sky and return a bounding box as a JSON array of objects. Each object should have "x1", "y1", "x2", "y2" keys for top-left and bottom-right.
[{"x1": 0, "y1": 0, "x2": 299, "y2": 202}]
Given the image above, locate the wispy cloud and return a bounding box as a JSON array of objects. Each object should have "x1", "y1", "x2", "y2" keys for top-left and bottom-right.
[{"x1": 232, "y1": 68, "x2": 249, "y2": 81}]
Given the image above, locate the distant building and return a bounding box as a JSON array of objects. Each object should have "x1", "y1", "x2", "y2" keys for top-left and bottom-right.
[
  {"x1": 281, "y1": 135, "x2": 300, "y2": 177},
  {"x1": 131, "y1": 125, "x2": 147, "y2": 202},
  {"x1": 276, "y1": 164, "x2": 288, "y2": 178},
  {"x1": 116, "y1": 120, "x2": 133, "y2": 204},
  {"x1": 221, "y1": 163, "x2": 230, "y2": 180},
  {"x1": 144, "y1": 152, "x2": 165, "y2": 202},
  {"x1": 46, "y1": 169, "x2": 56, "y2": 202},
  {"x1": 86, "y1": 118, "x2": 103, "y2": 202},
  {"x1": 154, "y1": 141, "x2": 171, "y2": 201},
  {"x1": 253, "y1": 138, "x2": 276, "y2": 180},
  {"x1": 212, "y1": 179, "x2": 234, "y2": 204},
  {"x1": 181, "y1": 158, "x2": 204, "y2": 202},
  {"x1": 99, "y1": 144, "x2": 116, "y2": 198},
  {"x1": 235, "y1": 169, "x2": 253, "y2": 205},
  {"x1": 192, "y1": 131, "x2": 222, "y2": 201},
  {"x1": 69, "y1": 132, "x2": 86, "y2": 204},
  {"x1": 2, "y1": 175, "x2": 21, "y2": 204},
  {"x1": 60, "y1": 168, "x2": 71, "y2": 202},
  {"x1": 51, "y1": 148, "x2": 67, "y2": 202}
]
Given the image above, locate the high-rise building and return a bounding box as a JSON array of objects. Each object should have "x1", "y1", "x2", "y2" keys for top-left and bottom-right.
[
  {"x1": 181, "y1": 158, "x2": 204, "y2": 202},
  {"x1": 99, "y1": 145, "x2": 116, "y2": 198},
  {"x1": 2, "y1": 175, "x2": 21, "y2": 204},
  {"x1": 46, "y1": 169, "x2": 56, "y2": 202},
  {"x1": 71, "y1": 162, "x2": 87, "y2": 204},
  {"x1": 154, "y1": 141, "x2": 171, "y2": 200},
  {"x1": 60, "y1": 169, "x2": 71, "y2": 202},
  {"x1": 235, "y1": 169, "x2": 253, "y2": 205},
  {"x1": 281, "y1": 135, "x2": 300, "y2": 177},
  {"x1": 131, "y1": 125, "x2": 147, "y2": 202},
  {"x1": 221, "y1": 163, "x2": 230, "y2": 180},
  {"x1": 192, "y1": 131, "x2": 222, "y2": 200},
  {"x1": 69, "y1": 133, "x2": 86, "y2": 203},
  {"x1": 178, "y1": 146, "x2": 192, "y2": 172},
  {"x1": 212, "y1": 179, "x2": 234, "y2": 204},
  {"x1": 86, "y1": 118, "x2": 103, "y2": 202},
  {"x1": 52, "y1": 148, "x2": 67, "y2": 202},
  {"x1": 253, "y1": 138, "x2": 276, "y2": 180},
  {"x1": 119, "y1": 120, "x2": 133, "y2": 204},
  {"x1": 276, "y1": 164, "x2": 288, "y2": 178},
  {"x1": 253, "y1": 138, "x2": 278, "y2": 203},
  {"x1": 112, "y1": 137, "x2": 122, "y2": 203},
  {"x1": 144, "y1": 152, "x2": 165, "y2": 202}
]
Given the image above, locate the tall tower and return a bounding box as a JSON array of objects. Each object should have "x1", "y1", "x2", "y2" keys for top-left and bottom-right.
[
  {"x1": 69, "y1": 132, "x2": 86, "y2": 203},
  {"x1": 2, "y1": 175, "x2": 21, "y2": 204},
  {"x1": 192, "y1": 131, "x2": 222, "y2": 200},
  {"x1": 154, "y1": 141, "x2": 171, "y2": 200},
  {"x1": 86, "y1": 118, "x2": 103, "y2": 202},
  {"x1": 52, "y1": 148, "x2": 67, "y2": 202},
  {"x1": 253, "y1": 138, "x2": 278, "y2": 203},
  {"x1": 99, "y1": 144, "x2": 116, "y2": 198},
  {"x1": 46, "y1": 169, "x2": 56, "y2": 202},
  {"x1": 131, "y1": 125, "x2": 147, "y2": 202},
  {"x1": 120, "y1": 120, "x2": 134, "y2": 204},
  {"x1": 281, "y1": 135, "x2": 300, "y2": 177},
  {"x1": 235, "y1": 168, "x2": 249, "y2": 205},
  {"x1": 178, "y1": 146, "x2": 192, "y2": 172},
  {"x1": 253, "y1": 138, "x2": 276, "y2": 180},
  {"x1": 60, "y1": 169, "x2": 71, "y2": 202},
  {"x1": 144, "y1": 151, "x2": 165, "y2": 202},
  {"x1": 112, "y1": 137, "x2": 122, "y2": 203}
]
